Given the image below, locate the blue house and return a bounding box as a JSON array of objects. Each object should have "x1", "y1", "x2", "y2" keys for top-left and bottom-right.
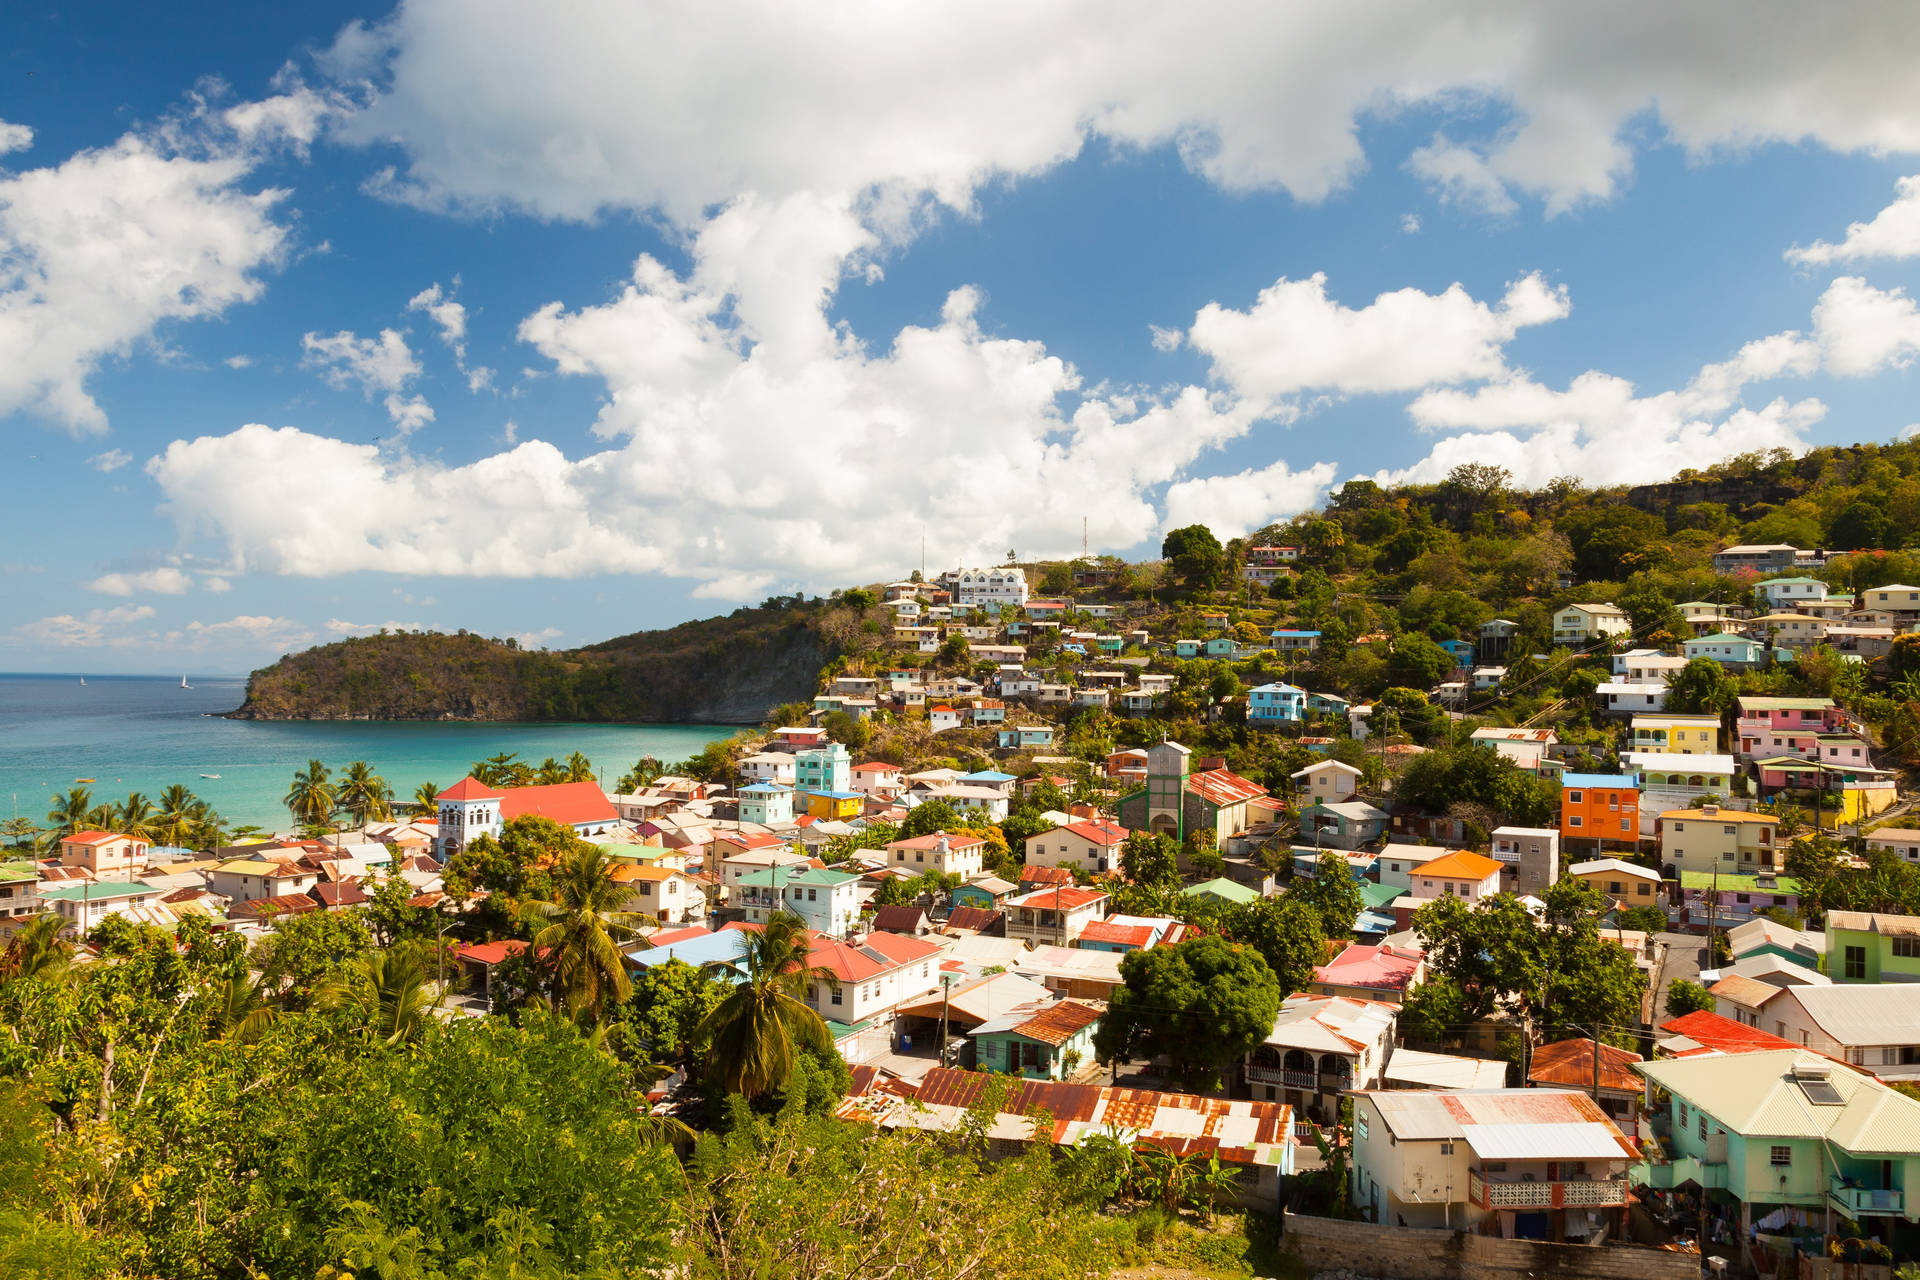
[
  {"x1": 1440, "y1": 639, "x2": 1474, "y2": 669},
  {"x1": 1175, "y1": 639, "x2": 1203, "y2": 658},
  {"x1": 1203, "y1": 636, "x2": 1237, "y2": 657},
  {"x1": 1269, "y1": 629, "x2": 1321, "y2": 654},
  {"x1": 1247, "y1": 682, "x2": 1307, "y2": 724},
  {"x1": 1683, "y1": 632, "x2": 1766, "y2": 667},
  {"x1": 997, "y1": 725, "x2": 1055, "y2": 750}
]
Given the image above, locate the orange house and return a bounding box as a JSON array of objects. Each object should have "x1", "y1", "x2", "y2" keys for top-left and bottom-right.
[{"x1": 1560, "y1": 773, "x2": 1639, "y2": 848}]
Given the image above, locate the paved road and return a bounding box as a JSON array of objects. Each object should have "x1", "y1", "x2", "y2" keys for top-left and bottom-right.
[{"x1": 1650, "y1": 929, "x2": 1706, "y2": 1026}]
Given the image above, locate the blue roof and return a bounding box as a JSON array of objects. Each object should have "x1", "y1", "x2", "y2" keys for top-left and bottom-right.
[
  {"x1": 804, "y1": 789, "x2": 864, "y2": 800},
  {"x1": 628, "y1": 929, "x2": 749, "y2": 975},
  {"x1": 963, "y1": 770, "x2": 1016, "y2": 783},
  {"x1": 1270, "y1": 629, "x2": 1322, "y2": 637},
  {"x1": 1354, "y1": 910, "x2": 1398, "y2": 935},
  {"x1": 1562, "y1": 772, "x2": 1639, "y2": 788},
  {"x1": 739, "y1": 782, "x2": 790, "y2": 794}
]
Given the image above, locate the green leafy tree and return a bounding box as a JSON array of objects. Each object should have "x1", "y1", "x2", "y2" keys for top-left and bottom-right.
[
  {"x1": 1290, "y1": 851, "x2": 1363, "y2": 939},
  {"x1": 617, "y1": 755, "x2": 664, "y2": 792},
  {"x1": 898, "y1": 798, "x2": 962, "y2": 839},
  {"x1": 250, "y1": 907, "x2": 374, "y2": 1007},
  {"x1": 1665, "y1": 655, "x2": 1739, "y2": 715},
  {"x1": 1386, "y1": 633, "x2": 1457, "y2": 689},
  {"x1": 1120, "y1": 831, "x2": 1181, "y2": 892},
  {"x1": 1665, "y1": 978, "x2": 1716, "y2": 1018},
  {"x1": 410, "y1": 779, "x2": 441, "y2": 816},
  {"x1": 42, "y1": 785, "x2": 94, "y2": 847},
  {"x1": 1093, "y1": 935, "x2": 1282, "y2": 1091},
  {"x1": 1161, "y1": 523, "x2": 1227, "y2": 591},
  {"x1": 1224, "y1": 895, "x2": 1326, "y2": 995},
  {"x1": 616, "y1": 957, "x2": 725, "y2": 1063},
  {"x1": 0, "y1": 912, "x2": 73, "y2": 984},
  {"x1": 697, "y1": 911, "x2": 839, "y2": 1098},
  {"x1": 442, "y1": 815, "x2": 578, "y2": 932}
]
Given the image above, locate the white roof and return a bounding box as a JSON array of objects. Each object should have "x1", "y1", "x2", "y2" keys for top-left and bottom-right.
[
  {"x1": 1381, "y1": 1049, "x2": 1509, "y2": 1090},
  {"x1": 1622, "y1": 752, "x2": 1736, "y2": 774},
  {"x1": 1291, "y1": 760, "x2": 1362, "y2": 780},
  {"x1": 1376, "y1": 843, "x2": 1453, "y2": 864},
  {"x1": 1637, "y1": 1050, "x2": 1920, "y2": 1151},
  {"x1": 1263, "y1": 994, "x2": 1395, "y2": 1054},
  {"x1": 1788, "y1": 984, "x2": 1920, "y2": 1046},
  {"x1": 1492, "y1": 826, "x2": 1560, "y2": 839},
  {"x1": 1315, "y1": 801, "x2": 1390, "y2": 821},
  {"x1": 1461, "y1": 1122, "x2": 1638, "y2": 1161},
  {"x1": 1569, "y1": 858, "x2": 1662, "y2": 882},
  {"x1": 1362, "y1": 1089, "x2": 1635, "y2": 1155}
]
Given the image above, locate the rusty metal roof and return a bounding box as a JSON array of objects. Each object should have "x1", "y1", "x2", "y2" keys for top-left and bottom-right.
[{"x1": 1527, "y1": 1037, "x2": 1643, "y2": 1092}]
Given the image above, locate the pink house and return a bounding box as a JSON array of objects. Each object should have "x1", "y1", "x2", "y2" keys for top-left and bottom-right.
[
  {"x1": 1734, "y1": 697, "x2": 1862, "y2": 760},
  {"x1": 1310, "y1": 943, "x2": 1427, "y2": 1005}
]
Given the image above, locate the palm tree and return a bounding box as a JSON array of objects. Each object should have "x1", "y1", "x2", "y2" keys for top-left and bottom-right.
[
  {"x1": 535, "y1": 757, "x2": 569, "y2": 785},
  {"x1": 155, "y1": 784, "x2": 200, "y2": 848},
  {"x1": 209, "y1": 972, "x2": 279, "y2": 1042},
  {"x1": 284, "y1": 759, "x2": 337, "y2": 829},
  {"x1": 695, "y1": 911, "x2": 839, "y2": 1098},
  {"x1": 0, "y1": 912, "x2": 74, "y2": 984},
  {"x1": 410, "y1": 781, "x2": 441, "y2": 817},
  {"x1": 617, "y1": 756, "x2": 664, "y2": 792},
  {"x1": 316, "y1": 947, "x2": 441, "y2": 1046},
  {"x1": 521, "y1": 845, "x2": 656, "y2": 1024},
  {"x1": 116, "y1": 792, "x2": 162, "y2": 844},
  {"x1": 472, "y1": 752, "x2": 530, "y2": 787},
  {"x1": 338, "y1": 761, "x2": 393, "y2": 827},
  {"x1": 564, "y1": 751, "x2": 594, "y2": 783},
  {"x1": 43, "y1": 786, "x2": 94, "y2": 847}
]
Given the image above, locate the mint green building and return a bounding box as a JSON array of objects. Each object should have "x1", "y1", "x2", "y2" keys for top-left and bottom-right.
[
  {"x1": 1825, "y1": 910, "x2": 1920, "y2": 984},
  {"x1": 1635, "y1": 1050, "x2": 1920, "y2": 1251},
  {"x1": 971, "y1": 1000, "x2": 1102, "y2": 1080}
]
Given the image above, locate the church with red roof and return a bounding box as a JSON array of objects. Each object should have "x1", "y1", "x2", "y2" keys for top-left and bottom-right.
[{"x1": 433, "y1": 776, "x2": 620, "y2": 859}]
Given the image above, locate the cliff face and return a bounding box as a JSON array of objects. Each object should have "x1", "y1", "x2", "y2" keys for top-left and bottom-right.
[{"x1": 229, "y1": 603, "x2": 863, "y2": 724}]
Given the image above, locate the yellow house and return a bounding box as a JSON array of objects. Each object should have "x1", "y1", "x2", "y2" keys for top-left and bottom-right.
[
  {"x1": 1655, "y1": 805, "x2": 1780, "y2": 874},
  {"x1": 1627, "y1": 713, "x2": 1723, "y2": 755},
  {"x1": 805, "y1": 790, "x2": 865, "y2": 820},
  {"x1": 1567, "y1": 857, "x2": 1662, "y2": 907}
]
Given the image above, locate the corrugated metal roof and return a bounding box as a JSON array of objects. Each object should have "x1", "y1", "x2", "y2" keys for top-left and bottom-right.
[
  {"x1": 1460, "y1": 1122, "x2": 1636, "y2": 1160},
  {"x1": 1788, "y1": 984, "x2": 1920, "y2": 1045},
  {"x1": 1637, "y1": 1050, "x2": 1920, "y2": 1152}
]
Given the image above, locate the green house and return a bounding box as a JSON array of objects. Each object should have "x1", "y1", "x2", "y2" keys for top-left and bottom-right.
[
  {"x1": 1826, "y1": 910, "x2": 1920, "y2": 983},
  {"x1": 971, "y1": 1000, "x2": 1102, "y2": 1080},
  {"x1": 1635, "y1": 1051, "x2": 1920, "y2": 1246}
]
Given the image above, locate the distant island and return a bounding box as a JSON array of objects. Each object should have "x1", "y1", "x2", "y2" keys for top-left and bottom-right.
[{"x1": 229, "y1": 600, "x2": 871, "y2": 724}]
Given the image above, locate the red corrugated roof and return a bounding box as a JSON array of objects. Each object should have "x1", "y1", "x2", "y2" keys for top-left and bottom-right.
[
  {"x1": 1057, "y1": 818, "x2": 1129, "y2": 846},
  {"x1": 500, "y1": 781, "x2": 617, "y2": 827},
  {"x1": 1186, "y1": 768, "x2": 1267, "y2": 807},
  {"x1": 1657, "y1": 1009, "x2": 1805, "y2": 1056},
  {"x1": 1017, "y1": 865, "x2": 1075, "y2": 887},
  {"x1": 454, "y1": 940, "x2": 529, "y2": 966},
  {"x1": 1007, "y1": 885, "x2": 1108, "y2": 910},
  {"x1": 64, "y1": 830, "x2": 132, "y2": 845},
  {"x1": 943, "y1": 906, "x2": 1002, "y2": 932},
  {"x1": 1077, "y1": 919, "x2": 1156, "y2": 947}
]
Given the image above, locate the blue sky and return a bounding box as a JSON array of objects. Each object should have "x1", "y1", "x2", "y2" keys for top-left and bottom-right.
[{"x1": 5, "y1": 1, "x2": 1920, "y2": 674}]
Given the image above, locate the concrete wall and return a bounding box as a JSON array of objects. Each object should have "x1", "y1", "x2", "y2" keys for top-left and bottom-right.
[{"x1": 1280, "y1": 1211, "x2": 1700, "y2": 1280}]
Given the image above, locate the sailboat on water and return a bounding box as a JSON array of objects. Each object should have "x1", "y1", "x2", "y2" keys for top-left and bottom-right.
[
  {"x1": 181, "y1": 675, "x2": 192, "y2": 690},
  {"x1": 78, "y1": 676, "x2": 85, "y2": 686}
]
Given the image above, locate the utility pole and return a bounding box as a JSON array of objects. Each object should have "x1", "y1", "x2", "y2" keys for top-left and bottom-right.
[
  {"x1": 938, "y1": 971, "x2": 953, "y2": 1068},
  {"x1": 1591, "y1": 1021, "x2": 1603, "y2": 1111}
]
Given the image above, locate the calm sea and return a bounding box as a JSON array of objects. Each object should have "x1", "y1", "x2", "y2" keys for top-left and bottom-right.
[{"x1": 0, "y1": 673, "x2": 738, "y2": 831}]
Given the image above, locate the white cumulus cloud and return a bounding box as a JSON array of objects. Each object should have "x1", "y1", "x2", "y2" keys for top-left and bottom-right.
[
  {"x1": 1787, "y1": 174, "x2": 1920, "y2": 266},
  {"x1": 84, "y1": 567, "x2": 192, "y2": 596},
  {"x1": 16, "y1": 604, "x2": 158, "y2": 647},
  {"x1": 86, "y1": 448, "x2": 132, "y2": 473},
  {"x1": 0, "y1": 121, "x2": 32, "y2": 156},
  {"x1": 1189, "y1": 272, "x2": 1568, "y2": 402},
  {"x1": 301, "y1": 327, "x2": 436, "y2": 433}
]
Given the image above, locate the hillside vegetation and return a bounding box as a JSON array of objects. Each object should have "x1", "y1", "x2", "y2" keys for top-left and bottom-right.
[{"x1": 232, "y1": 598, "x2": 881, "y2": 723}]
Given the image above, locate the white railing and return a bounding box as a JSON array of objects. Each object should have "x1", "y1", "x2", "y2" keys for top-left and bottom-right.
[{"x1": 1247, "y1": 1065, "x2": 1317, "y2": 1089}]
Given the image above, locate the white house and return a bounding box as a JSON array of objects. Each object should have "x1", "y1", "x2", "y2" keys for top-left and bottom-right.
[
  {"x1": 929, "y1": 705, "x2": 963, "y2": 732},
  {"x1": 739, "y1": 751, "x2": 798, "y2": 786},
  {"x1": 849, "y1": 761, "x2": 905, "y2": 798},
  {"x1": 1407, "y1": 850, "x2": 1504, "y2": 904},
  {"x1": 1023, "y1": 818, "x2": 1129, "y2": 874},
  {"x1": 1553, "y1": 603, "x2": 1631, "y2": 645},
  {"x1": 735, "y1": 865, "x2": 864, "y2": 936},
  {"x1": 1755, "y1": 576, "x2": 1830, "y2": 609},
  {"x1": 803, "y1": 929, "x2": 948, "y2": 1060},
  {"x1": 948, "y1": 567, "x2": 1031, "y2": 608},
  {"x1": 736, "y1": 783, "x2": 795, "y2": 827},
  {"x1": 1291, "y1": 759, "x2": 1361, "y2": 804},
  {"x1": 1595, "y1": 681, "x2": 1669, "y2": 715},
  {"x1": 1374, "y1": 844, "x2": 1451, "y2": 893},
  {"x1": 883, "y1": 831, "x2": 987, "y2": 879},
  {"x1": 1244, "y1": 995, "x2": 1396, "y2": 1121}
]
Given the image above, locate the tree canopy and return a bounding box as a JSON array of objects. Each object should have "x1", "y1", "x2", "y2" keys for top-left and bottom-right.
[{"x1": 1093, "y1": 935, "x2": 1282, "y2": 1091}]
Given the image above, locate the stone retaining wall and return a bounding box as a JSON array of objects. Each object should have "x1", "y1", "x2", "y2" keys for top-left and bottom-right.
[{"x1": 1281, "y1": 1211, "x2": 1700, "y2": 1280}]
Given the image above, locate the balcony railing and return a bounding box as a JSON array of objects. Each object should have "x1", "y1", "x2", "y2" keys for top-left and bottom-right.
[
  {"x1": 1246, "y1": 1065, "x2": 1317, "y2": 1089},
  {"x1": 1469, "y1": 1170, "x2": 1630, "y2": 1210},
  {"x1": 1829, "y1": 1178, "x2": 1904, "y2": 1216}
]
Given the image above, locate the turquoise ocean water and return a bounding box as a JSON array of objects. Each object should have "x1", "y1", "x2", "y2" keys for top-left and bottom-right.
[{"x1": 0, "y1": 673, "x2": 737, "y2": 832}]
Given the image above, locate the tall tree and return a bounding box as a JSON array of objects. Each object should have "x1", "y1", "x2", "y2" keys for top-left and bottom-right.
[
  {"x1": 1225, "y1": 895, "x2": 1326, "y2": 995},
  {"x1": 284, "y1": 759, "x2": 338, "y2": 829},
  {"x1": 1665, "y1": 656, "x2": 1738, "y2": 716},
  {"x1": 1290, "y1": 851, "x2": 1363, "y2": 940},
  {"x1": 42, "y1": 785, "x2": 94, "y2": 846},
  {"x1": 564, "y1": 751, "x2": 595, "y2": 783},
  {"x1": 0, "y1": 912, "x2": 73, "y2": 984},
  {"x1": 1093, "y1": 935, "x2": 1282, "y2": 1092},
  {"x1": 338, "y1": 760, "x2": 393, "y2": 827},
  {"x1": 114, "y1": 792, "x2": 163, "y2": 843},
  {"x1": 1160, "y1": 524, "x2": 1226, "y2": 591},
  {"x1": 696, "y1": 911, "x2": 839, "y2": 1098},
  {"x1": 154, "y1": 784, "x2": 201, "y2": 848},
  {"x1": 523, "y1": 844, "x2": 656, "y2": 1024},
  {"x1": 410, "y1": 780, "x2": 441, "y2": 817}
]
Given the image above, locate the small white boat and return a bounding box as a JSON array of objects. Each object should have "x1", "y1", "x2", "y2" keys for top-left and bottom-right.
[
  {"x1": 79, "y1": 677, "x2": 85, "y2": 686},
  {"x1": 200, "y1": 773, "x2": 221, "y2": 780},
  {"x1": 181, "y1": 675, "x2": 192, "y2": 689}
]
